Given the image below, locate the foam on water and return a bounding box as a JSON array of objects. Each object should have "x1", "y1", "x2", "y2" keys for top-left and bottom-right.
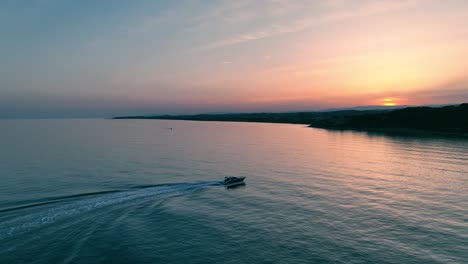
[{"x1": 0, "y1": 181, "x2": 221, "y2": 240}]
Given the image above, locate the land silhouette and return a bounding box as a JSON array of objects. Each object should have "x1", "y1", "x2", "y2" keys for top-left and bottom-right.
[{"x1": 114, "y1": 104, "x2": 468, "y2": 136}]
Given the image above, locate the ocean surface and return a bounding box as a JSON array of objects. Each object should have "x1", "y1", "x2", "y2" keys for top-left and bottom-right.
[{"x1": 0, "y1": 119, "x2": 467, "y2": 264}]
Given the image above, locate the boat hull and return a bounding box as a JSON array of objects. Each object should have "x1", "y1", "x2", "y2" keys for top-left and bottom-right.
[{"x1": 223, "y1": 176, "x2": 246, "y2": 186}]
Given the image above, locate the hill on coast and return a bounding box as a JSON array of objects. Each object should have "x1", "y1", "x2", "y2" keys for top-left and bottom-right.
[{"x1": 113, "y1": 104, "x2": 468, "y2": 135}]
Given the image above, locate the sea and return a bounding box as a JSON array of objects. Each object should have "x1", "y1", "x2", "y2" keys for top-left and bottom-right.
[{"x1": 0, "y1": 119, "x2": 466, "y2": 264}]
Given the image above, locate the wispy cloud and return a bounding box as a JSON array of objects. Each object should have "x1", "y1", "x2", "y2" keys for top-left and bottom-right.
[
  {"x1": 205, "y1": 0, "x2": 419, "y2": 49},
  {"x1": 192, "y1": 0, "x2": 256, "y2": 25},
  {"x1": 260, "y1": 53, "x2": 364, "y2": 75}
]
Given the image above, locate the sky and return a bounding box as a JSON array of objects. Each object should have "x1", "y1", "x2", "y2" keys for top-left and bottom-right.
[{"x1": 1, "y1": 0, "x2": 468, "y2": 118}]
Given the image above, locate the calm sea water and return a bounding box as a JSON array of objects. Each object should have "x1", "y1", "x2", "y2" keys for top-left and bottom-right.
[{"x1": 0, "y1": 119, "x2": 466, "y2": 264}]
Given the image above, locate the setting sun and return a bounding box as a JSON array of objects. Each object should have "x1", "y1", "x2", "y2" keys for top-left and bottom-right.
[{"x1": 382, "y1": 98, "x2": 397, "y2": 106}]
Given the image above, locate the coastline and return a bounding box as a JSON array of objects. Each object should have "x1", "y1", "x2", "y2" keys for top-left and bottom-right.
[{"x1": 113, "y1": 104, "x2": 468, "y2": 138}]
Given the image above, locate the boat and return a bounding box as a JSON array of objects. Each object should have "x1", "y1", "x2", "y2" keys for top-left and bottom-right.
[{"x1": 223, "y1": 176, "x2": 246, "y2": 187}]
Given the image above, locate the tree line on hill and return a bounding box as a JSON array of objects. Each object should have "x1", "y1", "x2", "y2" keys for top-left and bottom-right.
[{"x1": 113, "y1": 104, "x2": 468, "y2": 134}]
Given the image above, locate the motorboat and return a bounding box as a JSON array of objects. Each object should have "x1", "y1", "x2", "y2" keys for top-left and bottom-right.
[{"x1": 223, "y1": 176, "x2": 246, "y2": 187}]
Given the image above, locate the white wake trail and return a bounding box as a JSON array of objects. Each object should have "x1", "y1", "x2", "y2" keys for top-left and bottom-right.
[{"x1": 0, "y1": 181, "x2": 220, "y2": 240}]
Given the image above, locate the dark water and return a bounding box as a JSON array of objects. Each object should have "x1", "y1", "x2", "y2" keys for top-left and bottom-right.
[{"x1": 0, "y1": 119, "x2": 467, "y2": 264}]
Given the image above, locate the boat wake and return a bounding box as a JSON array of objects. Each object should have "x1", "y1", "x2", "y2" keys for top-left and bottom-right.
[{"x1": 0, "y1": 181, "x2": 221, "y2": 240}]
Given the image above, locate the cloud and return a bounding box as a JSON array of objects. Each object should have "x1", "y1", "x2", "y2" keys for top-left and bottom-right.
[
  {"x1": 408, "y1": 82, "x2": 468, "y2": 104},
  {"x1": 192, "y1": 0, "x2": 256, "y2": 25},
  {"x1": 205, "y1": 0, "x2": 419, "y2": 49}
]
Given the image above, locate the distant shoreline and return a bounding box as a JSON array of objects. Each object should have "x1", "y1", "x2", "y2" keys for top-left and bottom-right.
[{"x1": 113, "y1": 104, "x2": 468, "y2": 137}]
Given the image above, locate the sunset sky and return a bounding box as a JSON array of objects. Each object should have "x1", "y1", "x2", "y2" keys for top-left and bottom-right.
[{"x1": 1, "y1": 0, "x2": 468, "y2": 117}]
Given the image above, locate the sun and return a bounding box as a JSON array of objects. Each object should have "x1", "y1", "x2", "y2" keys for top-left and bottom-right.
[{"x1": 382, "y1": 98, "x2": 397, "y2": 106}]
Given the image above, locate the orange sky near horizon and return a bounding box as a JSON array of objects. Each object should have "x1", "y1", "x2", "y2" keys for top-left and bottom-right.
[{"x1": 1, "y1": 0, "x2": 468, "y2": 117}]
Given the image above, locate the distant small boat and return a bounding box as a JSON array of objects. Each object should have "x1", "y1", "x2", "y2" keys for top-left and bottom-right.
[{"x1": 223, "y1": 176, "x2": 246, "y2": 187}]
